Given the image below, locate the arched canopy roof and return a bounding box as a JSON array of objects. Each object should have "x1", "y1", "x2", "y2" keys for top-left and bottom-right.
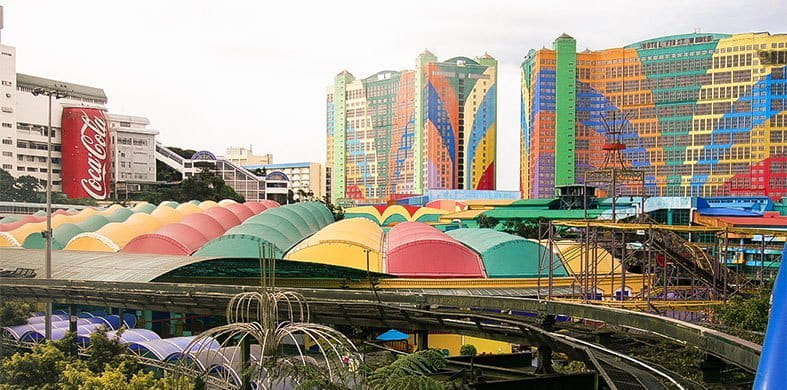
[
  {"x1": 159, "y1": 201, "x2": 179, "y2": 209},
  {"x1": 411, "y1": 207, "x2": 449, "y2": 223},
  {"x1": 447, "y1": 229, "x2": 568, "y2": 278},
  {"x1": 132, "y1": 202, "x2": 156, "y2": 214},
  {"x1": 0, "y1": 215, "x2": 44, "y2": 232},
  {"x1": 257, "y1": 200, "x2": 280, "y2": 209},
  {"x1": 175, "y1": 203, "x2": 202, "y2": 216},
  {"x1": 23, "y1": 214, "x2": 111, "y2": 249},
  {"x1": 386, "y1": 222, "x2": 484, "y2": 278},
  {"x1": 218, "y1": 199, "x2": 237, "y2": 206},
  {"x1": 105, "y1": 207, "x2": 134, "y2": 222},
  {"x1": 223, "y1": 203, "x2": 255, "y2": 222},
  {"x1": 194, "y1": 202, "x2": 332, "y2": 258},
  {"x1": 179, "y1": 213, "x2": 226, "y2": 241},
  {"x1": 150, "y1": 206, "x2": 185, "y2": 225},
  {"x1": 123, "y1": 223, "x2": 209, "y2": 256},
  {"x1": 201, "y1": 207, "x2": 243, "y2": 230},
  {"x1": 65, "y1": 213, "x2": 162, "y2": 252},
  {"x1": 242, "y1": 202, "x2": 268, "y2": 214},
  {"x1": 197, "y1": 200, "x2": 218, "y2": 210},
  {"x1": 552, "y1": 240, "x2": 617, "y2": 276},
  {"x1": 425, "y1": 199, "x2": 467, "y2": 212},
  {"x1": 344, "y1": 206, "x2": 382, "y2": 224},
  {"x1": 285, "y1": 218, "x2": 384, "y2": 272}
]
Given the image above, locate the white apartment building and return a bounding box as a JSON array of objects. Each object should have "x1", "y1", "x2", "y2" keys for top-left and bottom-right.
[{"x1": 108, "y1": 114, "x2": 159, "y2": 193}]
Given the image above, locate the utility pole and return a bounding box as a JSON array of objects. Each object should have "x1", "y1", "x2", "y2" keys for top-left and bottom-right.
[{"x1": 31, "y1": 87, "x2": 68, "y2": 340}]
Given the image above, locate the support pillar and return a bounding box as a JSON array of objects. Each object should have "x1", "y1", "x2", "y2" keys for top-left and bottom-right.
[
  {"x1": 416, "y1": 330, "x2": 429, "y2": 351},
  {"x1": 143, "y1": 310, "x2": 153, "y2": 330}
]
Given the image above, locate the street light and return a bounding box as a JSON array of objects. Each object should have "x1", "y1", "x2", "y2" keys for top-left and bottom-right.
[{"x1": 30, "y1": 87, "x2": 68, "y2": 341}]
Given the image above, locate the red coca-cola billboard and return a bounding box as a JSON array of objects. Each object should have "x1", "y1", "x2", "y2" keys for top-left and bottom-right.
[{"x1": 61, "y1": 107, "x2": 111, "y2": 200}]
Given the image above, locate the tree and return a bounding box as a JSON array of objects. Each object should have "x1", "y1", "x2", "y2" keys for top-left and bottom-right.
[
  {"x1": 82, "y1": 328, "x2": 140, "y2": 376},
  {"x1": 0, "y1": 300, "x2": 34, "y2": 327},
  {"x1": 60, "y1": 360, "x2": 192, "y2": 390},
  {"x1": 367, "y1": 349, "x2": 447, "y2": 390},
  {"x1": 178, "y1": 168, "x2": 244, "y2": 203},
  {"x1": 14, "y1": 175, "x2": 43, "y2": 202},
  {"x1": 459, "y1": 344, "x2": 477, "y2": 356},
  {"x1": 475, "y1": 215, "x2": 499, "y2": 229},
  {"x1": 713, "y1": 287, "x2": 771, "y2": 343},
  {"x1": 0, "y1": 342, "x2": 69, "y2": 389}
]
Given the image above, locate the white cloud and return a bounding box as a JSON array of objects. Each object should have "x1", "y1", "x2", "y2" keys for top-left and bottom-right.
[{"x1": 4, "y1": 0, "x2": 785, "y2": 191}]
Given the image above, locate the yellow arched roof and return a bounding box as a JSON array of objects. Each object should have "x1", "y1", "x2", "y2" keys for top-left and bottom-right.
[
  {"x1": 150, "y1": 206, "x2": 185, "y2": 225},
  {"x1": 552, "y1": 240, "x2": 617, "y2": 275},
  {"x1": 198, "y1": 200, "x2": 219, "y2": 210},
  {"x1": 218, "y1": 199, "x2": 237, "y2": 206},
  {"x1": 99, "y1": 204, "x2": 124, "y2": 214},
  {"x1": 175, "y1": 203, "x2": 202, "y2": 216},
  {"x1": 284, "y1": 218, "x2": 384, "y2": 272},
  {"x1": 65, "y1": 213, "x2": 161, "y2": 252}
]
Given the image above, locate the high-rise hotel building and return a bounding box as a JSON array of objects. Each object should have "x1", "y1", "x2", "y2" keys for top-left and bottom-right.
[
  {"x1": 521, "y1": 32, "x2": 787, "y2": 199},
  {"x1": 327, "y1": 51, "x2": 497, "y2": 202}
]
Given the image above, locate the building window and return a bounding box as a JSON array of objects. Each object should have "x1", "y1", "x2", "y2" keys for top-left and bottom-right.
[
  {"x1": 119, "y1": 121, "x2": 131, "y2": 127},
  {"x1": 1, "y1": 151, "x2": 11, "y2": 157},
  {"x1": 1, "y1": 81, "x2": 11, "y2": 87},
  {"x1": 1, "y1": 164, "x2": 11, "y2": 170},
  {"x1": 1, "y1": 123, "x2": 11, "y2": 128},
  {"x1": 1, "y1": 139, "x2": 11, "y2": 145}
]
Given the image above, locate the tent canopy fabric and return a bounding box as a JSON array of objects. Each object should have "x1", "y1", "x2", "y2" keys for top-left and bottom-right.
[
  {"x1": 386, "y1": 222, "x2": 485, "y2": 278},
  {"x1": 447, "y1": 228, "x2": 568, "y2": 278},
  {"x1": 376, "y1": 329, "x2": 409, "y2": 341},
  {"x1": 284, "y1": 218, "x2": 384, "y2": 272},
  {"x1": 195, "y1": 202, "x2": 333, "y2": 258}
]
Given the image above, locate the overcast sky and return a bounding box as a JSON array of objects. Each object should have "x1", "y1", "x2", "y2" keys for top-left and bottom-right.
[{"x1": 3, "y1": 0, "x2": 785, "y2": 190}]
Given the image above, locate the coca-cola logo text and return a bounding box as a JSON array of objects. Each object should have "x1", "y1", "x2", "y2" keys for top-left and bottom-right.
[{"x1": 77, "y1": 110, "x2": 108, "y2": 199}]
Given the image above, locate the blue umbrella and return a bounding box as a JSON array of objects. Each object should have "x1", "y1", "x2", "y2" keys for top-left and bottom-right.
[{"x1": 376, "y1": 329, "x2": 409, "y2": 342}]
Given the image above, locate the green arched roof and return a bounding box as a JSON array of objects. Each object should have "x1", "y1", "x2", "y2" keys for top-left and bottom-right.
[
  {"x1": 446, "y1": 228, "x2": 568, "y2": 278},
  {"x1": 134, "y1": 203, "x2": 157, "y2": 214},
  {"x1": 105, "y1": 208, "x2": 134, "y2": 222},
  {"x1": 194, "y1": 202, "x2": 333, "y2": 258}
]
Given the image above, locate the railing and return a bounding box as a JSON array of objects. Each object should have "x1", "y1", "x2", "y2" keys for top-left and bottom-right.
[{"x1": 154, "y1": 143, "x2": 185, "y2": 165}]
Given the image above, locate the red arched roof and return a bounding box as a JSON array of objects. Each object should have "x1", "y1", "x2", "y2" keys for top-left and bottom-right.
[
  {"x1": 386, "y1": 222, "x2": 484, "y2": 278},
  {"x1": 223, "y1": 203, "x2": 255, "y2": 221},
  {"x1": 123, "y1": 223, "x2": 209, "y2": 255},
  {"x1": 201, "y1": 207, "x2": 242, "y2": 230},
  {"x1": 178, "y1": 213, "x2": 226, "y2": 241},
  {"x1": 257, "y1": 200, "x2": 280, "y2": 209},
  {"x1": 242, "y1": 202, "x2": 268, "y2": 214}
]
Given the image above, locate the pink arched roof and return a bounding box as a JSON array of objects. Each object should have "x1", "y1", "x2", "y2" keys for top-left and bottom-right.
[
  {"x1": 242, "y1": 202, "x2": 268, "y2": 214},
  {"x1": 123, "y1": 223, "x2": 209, "y2": 255},
  {"x1": 178, "y1": 213, "x2": 226, "y2": 241},
  {"x1": 201, "y1": 207, "x2": 243, "y2": 230},
  {"x1": 223, "y1": 203, "x2": 255, "y2": 222},
  {"x1": 258, "y1": 200, "x2": 280, "y2": 209},
  {"x1": 0, "y1": 215, "x2": 44, "y2": 232},
  {"x1": 386, "y1": 222, "x2": 485, "y2": 278}
]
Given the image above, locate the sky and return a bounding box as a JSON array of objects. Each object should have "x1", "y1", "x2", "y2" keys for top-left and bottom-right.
[{"x1": 2, "y1": 0, "x2": 785, "y2": 190}]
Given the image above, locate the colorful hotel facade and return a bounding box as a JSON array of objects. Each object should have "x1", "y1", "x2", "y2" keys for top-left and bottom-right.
[
  {"x1": 327, "y1": 51, "x2": 497, "y2": 202},
  {"x1": 521, "y1": 32, "x2": 787, "y2": 199}
]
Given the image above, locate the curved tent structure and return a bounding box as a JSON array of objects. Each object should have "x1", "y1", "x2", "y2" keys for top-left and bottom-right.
[
  {"x1": 132, "y1": 202, "x2": 157, "y2": 214},
  {"x1": 552, "y1": 241, "x2": 617, "y2": 276},
  {"x1": 284, "y1": 218, "x2": 384, "y2": 272},
  {"x1": 175, "y1": 203, "x2": 202, "y2": 216},
  {"x1": 447, "y1": 229, "x2": 568, "y2": 278},
  {"x1": 149, "y1": 206, "x2": 185, "y2": 225},
  {"x1": 344, "y1": 205, "x2": 446, "y2": 225},
  {"x1": 257, "y1": 200, "x2": 280, "y2": 209},
  {"x1": 198, "y1": 200, "x2": 219, "y2": 210},
  {"x1": 123, "y1": 224, "x2": 209, "y2": 255},
  {"x1": 65, "y1": 212, "x2": 164, "y2": 252},
  {"x1": 242, "y1": 202, "x2": 267, "y2": 214},
  {"x1": 425, "y1": 199, "x2": 467, "y2": 212},
  {"x1": 24, "y1": 215, "x2": 109, "y2": 249},
  {"x1": 159, "y1": 201, "x2": 179, "y2": 209},
  {"x1": 223, "y1": 203, "x2": 255, "y2": 222},
  {"x1": 195, "y1": 202, "x2": 332, "y2": 258},
  {"x1": 124, "y1": 204, "x2": 268, "y2": 256},
  {"x1": 201, "y1": 207, "x2": 243, "y2": 230},
  {"x1": 218, "y1": 199, "x2": 237, "y2": 206},
  {"x1": 387, "y1": 222, "x2": 485, "y2": 278}
]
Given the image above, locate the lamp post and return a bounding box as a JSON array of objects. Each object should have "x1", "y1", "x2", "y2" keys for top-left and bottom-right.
[{"x1": 30, "y1": 87, "x2": 68, "y2": 340}]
